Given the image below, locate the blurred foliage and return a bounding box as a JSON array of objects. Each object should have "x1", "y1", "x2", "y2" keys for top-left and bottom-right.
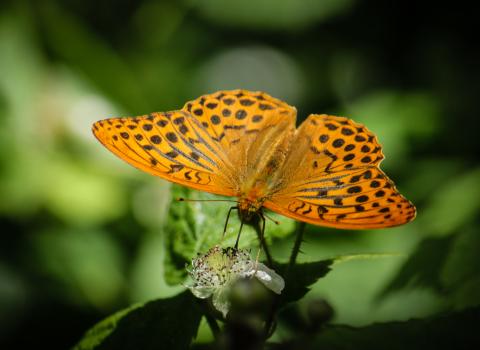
[
  {"x1": 274, "y1": 306, "x2": 480, "y2": 350},
  {"x1": 196, "y1": 0, "x2": 355, "y2": 30},
  {"x1": 75, "y1": 291, "x2": 202, "y2": 350},
  {"x1": 0, "y1": 0, "x2": 479, "y2": 348}
]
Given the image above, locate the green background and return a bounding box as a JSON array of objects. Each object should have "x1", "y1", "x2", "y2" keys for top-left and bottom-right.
[{"x1": 0, "y1": 0, "x2": 478, "y2": 348}]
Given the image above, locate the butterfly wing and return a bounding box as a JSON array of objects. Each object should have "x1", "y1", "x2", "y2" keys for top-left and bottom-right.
[
  {"x1": 92, "y1": 110, "x2": 237, "y2": 196},
  {"x1": 92, "y1": 90, "x2": 297, "y2": 197},
  {"x1": 183, "y1": 90, "x2": 297, "y2": 190},
  {"x1": 265, "y1": 114, "x2": 416, "y2": 229}
]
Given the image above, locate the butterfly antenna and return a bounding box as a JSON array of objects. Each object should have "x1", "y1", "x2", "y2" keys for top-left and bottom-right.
[
  {"x1": 177, "y1": 197, "x2": 236, "y2": 203},
  {"x1": 263, "y1": 212, "x2": 280, "y2": 225}
]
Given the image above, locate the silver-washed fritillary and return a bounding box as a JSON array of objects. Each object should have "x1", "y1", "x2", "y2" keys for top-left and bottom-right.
[{"x1": 92, "y1": 90, "x2": 416, "y2": 229}]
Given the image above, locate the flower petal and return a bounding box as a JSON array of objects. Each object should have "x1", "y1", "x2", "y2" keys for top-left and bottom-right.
[
  {"x1": 254, "y1": 263, "x2": 285, "y2": 294},
  {"x1": 188, "y1": 286, "x2": 215, "y2": 299},
  {"x1": 212, "y1": 287, "x2": 231, "y2": 317}
]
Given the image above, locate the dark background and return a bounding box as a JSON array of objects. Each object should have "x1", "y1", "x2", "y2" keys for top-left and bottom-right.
[{"x1": 1, "y1": 0, "x2": 479, "y2": 348}]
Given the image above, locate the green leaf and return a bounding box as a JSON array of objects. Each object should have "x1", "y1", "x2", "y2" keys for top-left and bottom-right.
[
  {"x1": 74, "y1": 304, "x2": 141, "y2": 350},
  {"x1": 276, "y1": 259, "x2": 333, "y2": 307},
  {"x1": 332, "y1": 252, "x2": 403, "y2": 265},
  {"x1": 308, "y1": 306, "x2": 480, "y2": 350},
  {"x1": 379, "y1": 228, "x2": 480, "y2": 310},
  {"x1": 441, "y1": 226, "x2": 480, "y2": 309},
  {"x1": 197, "y1": 0, "x2": 355, "y2": 30},
  {"x1": 278, "y1": 253, "x2": 401, "y2": 307},
  {"x1": 32, "y1": 229, "x2": 125, "y2": 308},
  {"x1": 379, "y1": 236, "x2": 454, "y2": 298},
  {"x1": 163, "y1": 186, "x2": 295, "y2": 284},
  {"x1": 420, "y1": 167, "x2": 480, "y2": 237},
  {"x1": 74, "y1": 291, "x2": 202, "y2": 350},
  {"x1": 39, "y1": 3, "x2": 149, "y2": 113},
  {"x1": 345, "y1": 91, "x2": 441, "y2": 168}
]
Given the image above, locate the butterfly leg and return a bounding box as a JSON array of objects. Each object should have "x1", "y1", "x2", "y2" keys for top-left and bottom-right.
[
  {"x1": 222, "y1": 206, "x2": 238, "y2": 239},
  {"x1": 234, "y1": 220, "x2": 244, "y2": 249},
  {"x1": 256, "y1": 211, "x2": 273, "y2": 267},
  {"x1": 253, "y1": 213, "x2": 267, "y2": 272}
]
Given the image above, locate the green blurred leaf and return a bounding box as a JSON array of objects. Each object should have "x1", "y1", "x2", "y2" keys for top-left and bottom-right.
[
  {"x1": 74, "y1": 291, "x2": 202, "y2": 350},
  {"x1": 132, "y1": 182, "x2": 172, "y2": 229},
  {"x1": 332, "y1": 253, "x2": 403, "y2": 265},
  {"x1": 163, "y1": 185, "x2": 295, "y2": 285},
  {"x1": 74, "y1": 304, "x2": 141, "y2": 350},
  {"x1": 380, "y1": 236, "x2": 454, "y2": 298},
  {"x1": 346, "y1": 91, "x2": 440, "y2": 167},
  {"x1": 378, "y1": 226, "x2": 480, "y2": 312},
  {"x1": 0, "y1": 263, "x2": 28, "y2": 337},
  {"x1": 132, "y1": 2, "x2": 187, "y2": 49},
  {"x1": 43, "y1": 156, "x2": 127, "y2": 227},
  {"x1": 441, "y1": 226, "x2": 480, "y2": 309},
  {"x1": 39, "y1": 3, "x2": 149, "y2": 112},
  {"x1": 404, "y1": 159, "x2": 464, "y2": 202},
  {"x1": 130, "y1": 232, "x2": 183, "y2": 302},
  {"x1": 449, "y1": 277, "x2": 480, "y2": 311},
  {"x1": 197, "y1": 0, "x2": 355, "y2": 30},
  {"x1": 274, "y1": 306, "x2": 480, "y2": 350},
  {"x1": 277, "y1": 259, "x2": 333, "y2": 307},
  {"x1": 420, "y1": 167, "x2": 480, "y2": 236},
  {"x1": 278, "y1": 253, "x2": 399, "y2": 307},
  {"x1": 193, "y1": 46, "x2": 304, "y2": 105},
  {"x1": 0, "y1": 15, "x2": 50, "y2": 216},
  {"x1": 32, "y1": 229, "x2": 126, "y2": 309},
  {"x1": 442, "y1": 227, "x2": 480, "y2": 289},
  {"x1": 0, "y1": 14, "x2": 44, "y2": 138}
]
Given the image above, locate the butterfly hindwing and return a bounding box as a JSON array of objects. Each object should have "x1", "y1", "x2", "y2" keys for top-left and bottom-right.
[{"x1": 265, "y1": 114, "x2": 416, "y2": 229}]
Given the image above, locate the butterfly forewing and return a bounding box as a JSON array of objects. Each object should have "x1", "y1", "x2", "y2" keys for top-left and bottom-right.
[
  {"x1": 92, "y1": 90, "x2": 297, "y2": 199},
  {"x1": 181, "y1": 90, "x2": 296, "y2": 151},
  {"x1": 92, "y1": 111, "x2": 237, "y2": 196},
  {"x1": 265, "y1": 114, "x2": 416, "y2": 229}
]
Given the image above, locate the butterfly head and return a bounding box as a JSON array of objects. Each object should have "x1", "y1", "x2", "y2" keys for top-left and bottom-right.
[{"x1": 238, "y1": 197, "x2": 264, "y2": 222}]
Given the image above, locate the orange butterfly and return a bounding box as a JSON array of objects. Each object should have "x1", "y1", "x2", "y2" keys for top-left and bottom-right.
[{"x1": 92, "y1": 90, "x2": 415, "y2": 229}]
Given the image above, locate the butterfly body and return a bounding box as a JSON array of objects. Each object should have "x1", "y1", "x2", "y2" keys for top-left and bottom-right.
[
  {"x1": 93, "y1": 90, "x2": 416, "y2": 229},
  {"x1": 236, "y1": 119, "x2": 294, "y2": 221}
]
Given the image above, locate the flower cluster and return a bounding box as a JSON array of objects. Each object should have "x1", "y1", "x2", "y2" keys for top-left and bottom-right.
[{"x1": 187, "y1": 245, "x2": 284, "y2": 316}]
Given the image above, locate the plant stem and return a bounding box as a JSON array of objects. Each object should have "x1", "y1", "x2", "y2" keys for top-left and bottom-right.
[
  {"x1": 286, "y1": 221, "x2": 306, "y2": 277},
  {"x1": 263, "y1": 240, "x2": 273, "y2": 267},
  {"x1": 263, "y1": 221, "x2": 306, "y2": 337}
]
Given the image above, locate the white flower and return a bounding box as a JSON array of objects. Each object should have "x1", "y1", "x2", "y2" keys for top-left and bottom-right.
[{"x1": 186, "y1": 245, "x2": 285, "y2": 317}]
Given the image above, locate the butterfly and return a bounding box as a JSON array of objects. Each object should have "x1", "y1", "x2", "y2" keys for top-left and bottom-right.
[{"x1": 92, "y1": 90, "x2": 416, "y2": 229}]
